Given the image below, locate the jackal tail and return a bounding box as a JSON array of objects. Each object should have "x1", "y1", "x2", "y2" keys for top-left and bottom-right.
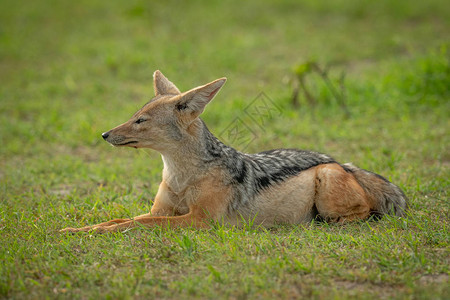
[{"x1": 342, "y1": 163, "x2": 408, "y2": 217}]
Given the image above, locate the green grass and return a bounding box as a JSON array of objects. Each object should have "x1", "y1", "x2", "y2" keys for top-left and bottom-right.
[{"x1": 1, "y1": 0, "x2": 449, "y2": 299}]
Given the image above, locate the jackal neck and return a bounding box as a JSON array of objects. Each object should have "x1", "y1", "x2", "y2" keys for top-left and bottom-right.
[{"x1": 160, "y1": 118, "x2": 232, "y2": 183}]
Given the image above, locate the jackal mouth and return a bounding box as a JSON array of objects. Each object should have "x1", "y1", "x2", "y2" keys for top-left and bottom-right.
[{"x1": 116, "y1": 141, "x2": 138, "y2": 146}]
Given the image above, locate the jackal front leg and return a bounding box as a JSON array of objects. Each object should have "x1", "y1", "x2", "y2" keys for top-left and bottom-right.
[
  {"x1": 60, "y1": 175, "x2": 231, "y2": 233},
  {"x1": 90, "y1": 210, "x2": 209, "y2": 233},
  {"x1": 59, "y1": 212, "x2": 153, "y2": 233},
  {"x1": 59, "y1": 181, "x2": 177, "y2": 233}
]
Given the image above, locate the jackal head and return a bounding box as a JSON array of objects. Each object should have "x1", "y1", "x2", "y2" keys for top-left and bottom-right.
[{"x1": 102, "y1": 70, "x2": 226, "y2": 152}]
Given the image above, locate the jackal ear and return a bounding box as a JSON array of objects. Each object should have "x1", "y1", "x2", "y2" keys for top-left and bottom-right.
[
  {"x1": 177, "y1": 77, "x2": 227, "y2": 119},
  {"x1": 153, "y1": 70, "x2": 181, "y2": 96}
]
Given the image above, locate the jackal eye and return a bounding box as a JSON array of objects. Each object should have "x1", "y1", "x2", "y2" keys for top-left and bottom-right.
[{"x1": 135, "y1": 118, "x2": 146, "y2": 124}]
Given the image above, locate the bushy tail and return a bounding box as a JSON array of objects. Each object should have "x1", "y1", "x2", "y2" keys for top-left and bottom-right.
[{"x1": 342, "y1": 163, "x2": 408, "y2": 217}]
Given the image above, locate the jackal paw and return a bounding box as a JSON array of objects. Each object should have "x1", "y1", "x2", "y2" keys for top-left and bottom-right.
[
  {"x1": 59, "y1": 227, "x2": 82, "y2": 233},
  {"x1": 60, "y1": 226, "x2": 96, "y2": 233},
  {"x1": 60, "y1": 226, "x2": 110, "y2": 234}
]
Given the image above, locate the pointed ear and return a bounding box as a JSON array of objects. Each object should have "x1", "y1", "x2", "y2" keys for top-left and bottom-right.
[
  {"x1": 176, "y1": 77, "x2": 227, "y2": 120},
  {"x1": 153, "y1": 70, "x2": 180, "y2": 96}
]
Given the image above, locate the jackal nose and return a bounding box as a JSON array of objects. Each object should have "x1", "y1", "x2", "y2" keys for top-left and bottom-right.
[{"x1": 102, "y1": 131, "x2": 110, "y2": 140}]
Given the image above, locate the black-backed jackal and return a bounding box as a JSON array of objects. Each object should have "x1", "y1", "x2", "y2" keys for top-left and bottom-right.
[{"x1": 61, "y1": 71, "x2": 408, "y2": 233}]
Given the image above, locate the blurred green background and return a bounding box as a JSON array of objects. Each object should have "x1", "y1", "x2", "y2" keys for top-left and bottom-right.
[
  {"x1": 1, "y1": 0, "x2": 449, "y2": 298},
  {"x1": 1, "y1": 0, "x2": 449, "y2": 154}
]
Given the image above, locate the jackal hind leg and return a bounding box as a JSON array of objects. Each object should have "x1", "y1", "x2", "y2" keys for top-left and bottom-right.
[{"x1": 314, "y1": 164, "x2": 370, "y2": 223}]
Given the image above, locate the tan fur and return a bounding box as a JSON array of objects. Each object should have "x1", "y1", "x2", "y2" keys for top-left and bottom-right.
[
  {"x1": 150, "y1": 181, "x2": 185, "y2": 216},
  {"x1": 153, "y1": 70, "x2": 180, "y2": 95},
  {"x1": 314, "y1": 164, "x2": 370, "y2": 222},
  {"x1": 227, "y1": 168, "x2": 317, "y2": 227}
]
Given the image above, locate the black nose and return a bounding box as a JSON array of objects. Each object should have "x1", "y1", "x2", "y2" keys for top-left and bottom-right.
[{"x1": 102, "y1": 131, "x2": 110, "y2": 140}]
